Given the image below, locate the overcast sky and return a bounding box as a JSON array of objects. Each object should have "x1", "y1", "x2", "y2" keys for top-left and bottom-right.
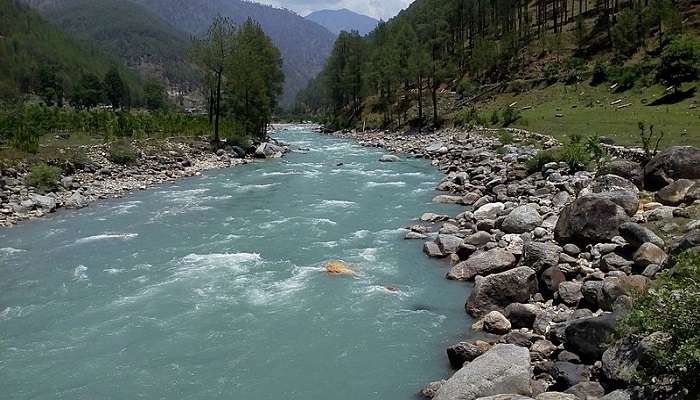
[{"x1": 254, "y1": 0, "x2": 413, "y2": 20}]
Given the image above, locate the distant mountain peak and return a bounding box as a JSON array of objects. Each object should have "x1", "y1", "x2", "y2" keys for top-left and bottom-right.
[{"x1": 306, "y1": 8, "x2": 378, "y2": 36}]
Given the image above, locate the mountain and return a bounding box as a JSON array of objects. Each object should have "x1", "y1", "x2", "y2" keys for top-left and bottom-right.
[
  {"x1": 0, "y1": 0, "x2": 142, "y2": 101},
  {"x1": 130, "y1": 0, "x2": 337, "y2": 106},
  {"x1": 18, "y1": 0, "x2": 197, "y2": 89},
  {"x1": 306, "y1": 8, "x2": 378, "y2": 36}
]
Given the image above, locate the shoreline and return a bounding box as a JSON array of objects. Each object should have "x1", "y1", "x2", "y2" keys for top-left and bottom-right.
[
  {"x1": 326, "y1": 127, "x2": 700, "y2": 399},
  {"x1": 0, "y1": 135, "x2": 293, "y2": 228}
]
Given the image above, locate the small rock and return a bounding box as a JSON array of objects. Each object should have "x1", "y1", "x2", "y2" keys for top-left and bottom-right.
[{"x1": 633, "y1": 242, "x2": 667, "y2": 268}]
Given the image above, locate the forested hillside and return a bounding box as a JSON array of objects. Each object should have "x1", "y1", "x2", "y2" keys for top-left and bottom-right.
[
  {"x1": 306, "y1": 8, "x2": 379, "y2": 36},
  {"x1": 130, "y1": 0, "x2": 336, "y2": 105},
  {"x1": 298, "y1": 0, "x2": 700, "y2": 141},
  {"x1": 0, "y1": 0, "x2": 143, "y2": 104},
  {"x1": 29, "y1": 0, "x2": 197, "y2": 89}
]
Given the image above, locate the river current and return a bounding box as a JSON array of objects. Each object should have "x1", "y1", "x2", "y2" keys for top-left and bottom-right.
[{"x1": 0, "y1": 127, "x2": 472, "y2": 399}]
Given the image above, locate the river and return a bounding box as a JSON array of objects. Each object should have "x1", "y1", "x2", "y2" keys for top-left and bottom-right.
[{"x1": 0, "y1": 126, "x2": 473, "y2": 399}]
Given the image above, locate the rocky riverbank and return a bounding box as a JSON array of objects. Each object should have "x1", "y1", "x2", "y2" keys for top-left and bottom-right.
[
  {"x1": 0, "y1": 138, "x2": 289, "y2": 227},
  {"x1": 330, "y1": 127, "x2": 700, "y2": 400}
]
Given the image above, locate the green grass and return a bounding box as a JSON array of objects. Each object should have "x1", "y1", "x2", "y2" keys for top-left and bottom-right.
[{"x1": 480, "y1": 82, "x2": 700, "y2": 148}]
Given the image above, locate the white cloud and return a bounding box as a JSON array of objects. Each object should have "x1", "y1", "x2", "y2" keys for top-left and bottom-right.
[{"x1": 255, "y1": 0, "x2": 413, "y2": 20}]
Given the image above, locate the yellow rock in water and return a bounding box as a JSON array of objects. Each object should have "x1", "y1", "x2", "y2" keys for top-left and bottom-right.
[{"x1": 325, "y1": 261, "x2": 354, "y2": 275}]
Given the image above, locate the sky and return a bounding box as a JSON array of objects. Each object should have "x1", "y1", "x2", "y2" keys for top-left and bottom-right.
[{"x1": 254, "y1": 0, "x2": 413, "y2": 20}]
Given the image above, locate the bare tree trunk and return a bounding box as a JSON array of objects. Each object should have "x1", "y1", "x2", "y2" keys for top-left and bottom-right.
[{"x1": 214, "y1": 72, "x2": 222, "y2": 144}]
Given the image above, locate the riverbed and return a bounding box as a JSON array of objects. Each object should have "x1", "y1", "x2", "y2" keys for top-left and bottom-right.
[{"x1": 0, "y1": 126, "x2": 473, "y2": 399}]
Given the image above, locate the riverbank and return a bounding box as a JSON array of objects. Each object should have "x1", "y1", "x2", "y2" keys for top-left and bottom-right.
[
  {"x1": 329, "y1": 127, "x2": 700, "y2": 399},
  {"x1": 0, "y1": 136, "x2": 290, "y2": 227}
]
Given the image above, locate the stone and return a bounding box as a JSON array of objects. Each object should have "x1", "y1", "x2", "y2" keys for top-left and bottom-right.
[
  {"x1": 671, "y1": 229, "x2": 700, "y2": 255},
  {"x1": 540, "y1": 266, "x2": 566, "y2": 297},
  {"x1": 601, "y1": 336, "x2": 642, "y2": 385},
  {"x1": 504, "y1": 303, "x2": 539, "y2": 329},
  {"x1": 406, "y1": 231, "x2": 428, "y2": 240},
  {"x1": 465, "y1": 231, "x2": 494, "y2": 247},
  {"x1": 600, "y1": 390, "x2": 631, "y2": 400},
  {"x1": 424, "y1": 241, "x2": 444, "y2": 258},
  {"x1": 467, "y1": 267, "x2": 539, "y2": 317},
  {"x1": 530, "y1": 339, "x2": 557, "y2": 359},
  {"x1": 656, "y1": 178, "x2": 696, "y2": 206},
  {"x1": 687, "y1": 182, "x2": 700, "y2": 202},
  {"x1": 434, "y1": 344, "x2": 532, "y2": 400},
  {"x1": 447, "y1": 342, "x2": 485, "y2": 369},
  {"x1": 475, "y1": 396, "x2": 533, "y2": 400},
  {"x1": 563, "y1": 381, "x2": 605, "y2": 399},
  {"x1": 324, "y1": 261, "x2": 353, "y2": 275},
  {"x1": 590, "y1": 174, "x2": 639, "y2": 194},
  {"x1": 633, "y1": 243, "x2": 667, "y2": 268},
  {"x1": 550, "y1": 362, "x2": 590, "y2": 391},
  {"x1": 421, "y1": 213, "x2": 449, "y2": 222},
  {"x1": 563, "y1": 314, "x2": 618, "y2": 362},
  {"x1": 557, "y1": 281, "x2": 583, "y2": 306},
  {"x1": 523, "y1": 242, "x2": 562, "y2": 272},
  {"x1": 481, "y1": 311, "x2": 512, "y2": 334},
  {"x1": 562, "y1": 244, "x2": 581, "y2": 256},
  {"x1": 598, "y1": 161, "x2": 644, "y2": 189},
  {"x1": 255, "y1": 142, "x2": 285, "y2": 159},
  {"x1": 379, "y1": 154, "x2": 400, "y2": 162},
  {"x1": 644, "y1": 146, "x2": 700, "y2": 190},
  {"x1": 421, "y1": 380, "x2": 446, "y2": 399},
  {"x1": 618, "y1": 222, "x2": 664, "y2": 249},
  {"x1": 474, "y1": 202, "x2": 505, "y2": 221},
  {"x1": 30, "y1": 194, "x2": 57, "y2": 212},
  {"x1": 64, "y1": 191, "x2": 88, "y2": 209},
  {"x1": 502, "y1": 205, "x2": 543, "y2": 234},
  {"x1": 588, "y1": 190, "x2": 639, "y2": 217},
  {"x1": 554, "y1": 196, "x2": 629, "y2": 245},
  {"x1": 600, "y1": 253, "x2": 634, "y2": 273},
  {"x1": 580, "y1": 281, "x2": 604, "y2": 311},
  {"x1": 448, "y1": 248, "x2": 517, "y2": 280},
  {"x1": 437, "y1": 235, "x2": 464, "y2": 255},
  {"x1": 433, "y1": 195, "x2": 464, "y2": 204},
  {"x1": 535, "y1": 393, "x2": 576, "y2": 400}
]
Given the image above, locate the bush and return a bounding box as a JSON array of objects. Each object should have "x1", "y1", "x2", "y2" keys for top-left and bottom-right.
[
  {"x1": 526, "y1": 148, "x2": 562, "y2": 174},
  {"x1": 454, "y1": 108, "x2": 484, "y2": 127},
  {"x1": 544, "y1": 63, "x2": 561, "y2": 83},
  {"x1": 108, "y1": 140, "x2": 138, "y2": 165},
  {"x1": 618, "y1": 66, "x2": 641, "y2": 91},
  {"x1": 657, "y1": 35, "x2": 700, "y2": 88},
  {"x1": 501, "y1": 107, "x2": 521, "y2": 127},
  {"x1": 591, "y1": 63, "x2": 608, "y2": 86},
  {"x1": 498, "y1": 130, "x2": 514, "y2": 146},
  {"x1": 618, "y1": 252, "x2": 700, "y2": 399},
  {"x1": 561, "y1": 141, "x2": 589, "y2": 172},
  {"x1": 456, "y1": 79, "x2": 480, "y2": 98},
  {"x1": 26, "y1": 163, "x2": 62, "y2": 193},
  {"x1": 490, "y1": 110, "x2": 500, "y2": 126}
]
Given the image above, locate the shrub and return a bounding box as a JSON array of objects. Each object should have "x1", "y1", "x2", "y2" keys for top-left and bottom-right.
[
  {"x1": 638, "y1": 122, "x2": 664, "y2": 160},
  {"x1": 456, "y1": 79, "x2": 480, "y2": 98},
  {"x1": 26, "y1": 163, "x2": 62, "y2": 193},
  {"x1": 490, "y1": 110, "x2": 500, "y2": 126},
  {"x1": 618, "y1": 66, "x2": 641, "y2": 91},
  {"x1": 526, "y1": 148, "x2": 562, "y2": 174},
  {"x1": 591, "y1": 63, "x2": 608, "y2": 86},
  {"x1": 454, "y1": 108, "x2": 484, "y2": 127},
  {"x1": 501, "y1": 107, "x2": 521, "y2": 127},
  {"x1": 561, "y1": 141, "x2": 589, "y2": 172},
  {"x1": 617, "y1": 252, "x2": 700, "y2": 399},
  {"x1": 544, "y1": 63, "x2": 561, "y2": 83},
  {"x1": 108, "y1": 140, "x2": 138, "y2": 165},
  {"x1": 498, "y1": 130, "x2": 514, "y2": 146},
  {"x1": 507, "y1": 79, "x2": 529, "y2": 94}
]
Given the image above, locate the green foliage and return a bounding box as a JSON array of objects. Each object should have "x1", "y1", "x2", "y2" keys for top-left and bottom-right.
[
  {"x1": 611, "y1": 9, "x2": 643, "y2": 58},
  {"x1": 490, "y1": 110, "x2": 500, "y2": 126},
  {"x1": 638, "y1": 122, "x2": 664, "y2": 160},
  {"x1": 526, "y1": 148, "x2": 562, "y2": 174},
  {"x1": 498, "y1": 130, "x2": 513, "y2": 146},
  {"x1": 501, "y1": 107, "x2": 521, "y2": 127},
  {"x1": 71, "y1": 73, "x2": 104, "y2": 109},
  {"x1": 104, "y1": 66, "x2": 129, "y2": 108},
  {"x1": 618, "y1": 252, "x2": 700, "y2": 398},
  {"x1": 586, "y1": 134, "x2": 608, "y2": 169},
  {"x1": 591, "y1": 63, "x2": 608, "y2": 86},
  {"x1": 544, "y1": 63, "x2": 561, "y2": 83},
  {"x1": 657, "y1": 35, "x2": 700, "y2": 87},
  {"x1": 453, "y1": 108, "x2": 483, "y2": 128},
  {"x1": 143, "y1": 79, "x2": 167, "y2": 111},
  {"x1": 456, "y1": 79, "x2": 479, "y2": 98},
  {"x1": 108, "y1": 139, "x2": 138, "y2": 165},
  {"x1": 526, "y1": 134, "x2": 603, "y2": 173},
  {"x1": 26, "y1": 163, "x2": 62, "y2": 193}
]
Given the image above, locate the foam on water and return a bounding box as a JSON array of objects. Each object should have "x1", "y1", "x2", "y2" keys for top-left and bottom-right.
[{"x1": 74, "y1": 233, "x2": 138, "y2": 244}]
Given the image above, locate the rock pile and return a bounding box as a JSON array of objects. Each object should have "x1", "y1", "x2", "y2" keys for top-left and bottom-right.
[
  {"x1": 331, "y1": 128, "x2": 699, "y2": 400},
  {"x1": 0, "y1": 138, "x2": 289, "y2": 227}
]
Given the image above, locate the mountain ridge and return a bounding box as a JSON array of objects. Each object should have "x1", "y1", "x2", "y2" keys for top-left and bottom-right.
[{"x1": 305, "y1": 8, "x2": 379, "y2": 36}]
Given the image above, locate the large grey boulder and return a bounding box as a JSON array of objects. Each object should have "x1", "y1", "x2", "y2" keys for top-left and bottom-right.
[
  {"x1": 644, "y1": 146, "x2": 700, "y2": 190},
  {"x1": 590, "y1": 174, "x2": 639, "y2": 194},
  {"x1": 522, "y1": 242, "x2": 562, "y2": 272},
  {"x1": 437, "y1": 235, "x2": 464, "y2": 255},
  {"x1": 448, "y1": 248, "x2": 517, "y2": 280},
  {"x1": 600, "y1": 390, "x2": 631, "y2": 400},
  {"x1": 447, "y1": 342, "x2": 486, "y2": 369},
  {"x1": 502, "y1": 205, "x2": 543, "y2": 234},
  {"x1": 434, "y1": 344, "x2": 532, "y2": 400},
  {"x1": 474, "y1": 202, "x2": 505, "y2": 220},
  {"x1": 655, "y1": 178, "x2": 696, "y2": 206},
  {"x1": 598, "y1": 161, "x2": 644, "y2": 189},
  {"x1": 255, "y1": 142, "x2": 285, "y2": 158},
  {"x1": 64, "y1": 191, "x2": 88, "y2": 209},
  {"x1": 554, "y1": 196, "x2": 629, "y2": 245},
  {"x1": 619, "y1": 222, "x2": 664, "y2": 249},
  {"x1": 467, "y1": 267, "x2": 539, "y2": 317},
  {"x1": 30, "y1": 194, "x2": 57, "y2": 212}
]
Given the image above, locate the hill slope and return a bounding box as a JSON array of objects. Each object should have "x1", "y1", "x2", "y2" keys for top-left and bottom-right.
[
  {"x1": 0, "y1": 0, "x2": 142, "y2": 101},
  {"x1": 131, "y1": 0, "x2": 336, "y2": 105},
  {"x1": 306, "y1": 8, "x2": 378, "y2": 36}
]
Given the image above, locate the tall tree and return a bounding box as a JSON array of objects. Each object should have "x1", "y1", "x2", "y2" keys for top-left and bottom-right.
[{"x1": 103, "y1": 66, "x2": 128, "y2": 109}]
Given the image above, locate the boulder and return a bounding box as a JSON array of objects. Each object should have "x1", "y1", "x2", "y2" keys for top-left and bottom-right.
[
  {"x1": 655, "y1": 179, "x2": 696, "y2": 206},
  {"x1": 601, "y1": 335, "x2": 642, "y2": 385},
  {"x1": 255, "y1": 142, "x2": 285, "y2": 158},
  {"x1": 600, "y1": 390, "x2": 631, "y2": 400},
  {"x1": 535, "y1": 393, "x2": 576, "y2": 400},
  {"x1": 324, "y1": 261, "x2": 353, "y2": 275},
  {"x1": 554, "y1": 196, "x2": 629, "y2": 245},
  {"x1": 598, "y1": 161, "x2": 644, "y2": 189},
  {"x1": 424, "y1": 241, "x2": 444, "y2": 258},
  {"x1": 523, "y1": 242, "x2": 562, "y2": 272},
  {"x1": 563, "y1": 381, "x2": 605, "y2": 399},
  {"x1": 644, "y1": 146, "x2": 700, "y2": 190},
  {"x1": 504, "y1": 303, "x2": 539, "y2": 329},
  {"x1": 480, "y1": 311, "x2": 512, "y2": 334},
  {"x1": 540, "y1": 266, "x2": 566, "y2": 297},
  {"x1": 687, "y1": 182, "x2": 700, "y2": 202},
  {"x1": 670, "y1": 229, "x2": 700, "y2": 255},
  {"x1": 563, "y1": 313, "x2": 618, "y2": 362},
  {"x1": 421, "y1": 213, "x2": 449, "y2": 222},
  {"x1": 557, "y1": 281, "x2": 583, "y2": 306},
  {"x1": 465, "y1": 231, "x2": 494, "y2": 247},
  {"x1": 447, "y1": 342, "x2": 485, "y2": 369},
  {"x1": 474, "y1": 202, "x2": 505, "y2": 221},
  {"x1": 448, "y1": 248, "x2": 517, "y2": 280},
  {"x1": 64, "y1": 191, "x2": 88, "y2": 209},
  {"x1": 433, "y1": 195, "x2": 464, "y2": 204},
  {"x1": 434, "y1": 344, "x2": 532, "y2": 400},
  {"x1": 588, "y1": 191, "x2": 639, "y2": 217},
  {"x1": 467, "y1": 267, "x2": 539, "y2": 317},
  {"x1": 379, "y1": 154, "x2": 400, "y2": 162},
  {"x1": 590, "y1": 174, "x2": 639, "y2": 194},
  {"x1": 421, "y1": 380, "x2": 446, "y2": 399},
  {"x1": 550, "y1": 362, "x2": 590, "y2": 391},
  {"x1": 29, "y1": 194, "x2": 57, "y2": 212},
  {"x1": 633, "y1": 243, "x2": 667, "y2": 268},
  {"x1": 437, "y1": 235, "x2": 464, "y2": 255},
  {"x1": 502, "y1": 205, "x2": 543, "y2": 234},
  {"x1": 476, "y1": 396, "x2": 533, "y2": 400},
  {"x1": 618, "y1": 222, "x2": 664, "y2": 249}
]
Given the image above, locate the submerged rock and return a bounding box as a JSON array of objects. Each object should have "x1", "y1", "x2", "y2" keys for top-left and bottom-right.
[{"x1": 324, "y1": 261, "x2": 354, "y2": 275}]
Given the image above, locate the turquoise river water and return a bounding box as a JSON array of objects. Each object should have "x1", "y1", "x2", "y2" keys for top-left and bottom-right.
[{"x1": 0, "y1": 127, "x2": 473, "y2": 399}]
